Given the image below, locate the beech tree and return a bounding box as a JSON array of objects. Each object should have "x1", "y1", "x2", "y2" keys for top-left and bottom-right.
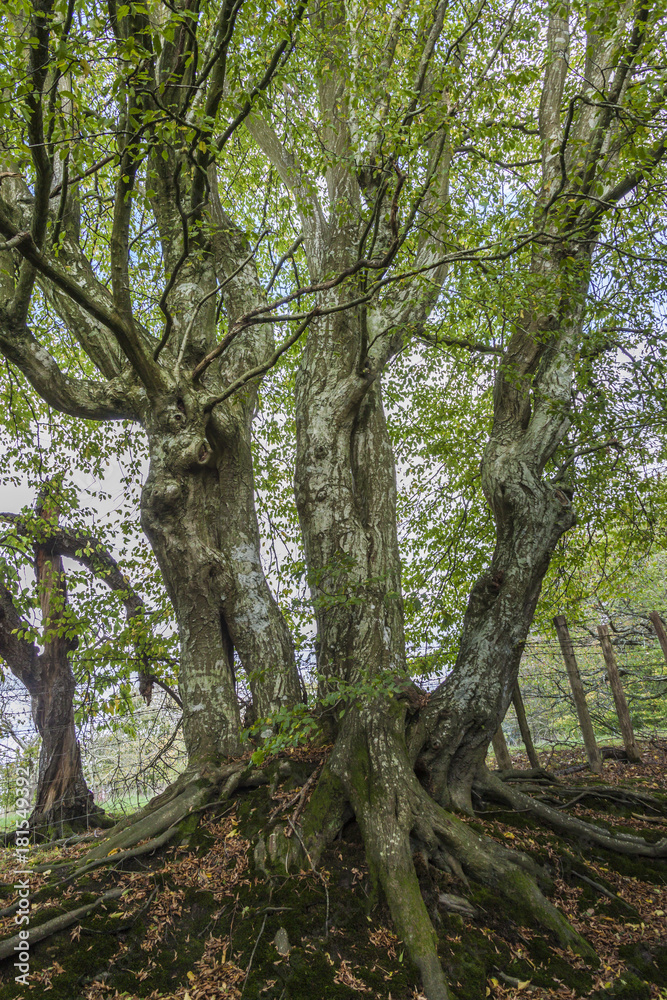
[
  {"x1": 246, "y1": 3, "x2": 667, "y2": 994},
  {"x1": 0, "y1": 0, "x2": 304, "y2": 764},
  {"x1": 0, "y1": 481, "x2": 157, "y2": 832},
  {"x1": 0, "y1": 1, "x2": 666, "y2": 997}
]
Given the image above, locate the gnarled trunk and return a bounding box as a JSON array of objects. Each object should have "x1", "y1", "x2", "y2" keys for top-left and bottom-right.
[
  {"x1": 416, "y1": 456, "x2": 577, "y2": 812},
  {"x1": 295, "y1": 306, "x2": 406, "y2": 710},
  {"x1": 140, "y1": 379, "x2": 302, "y2": 763}
]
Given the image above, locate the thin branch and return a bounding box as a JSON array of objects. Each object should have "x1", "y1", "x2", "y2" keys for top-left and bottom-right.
[
  {"x1": 266, "y1": 234, "x2": 303, "y2": 292},
  {"x1": 553, "y1": 437, "x2": 623, "y2": 480},
  {"x1": 49, "y1": 153, "x2": 116, "y2": 198},
  {"x1": 204, "y1": 308, "x2": 318, "y2": 411},
  {"x1": 0, "y1": 212, "x2": 164, "y2": 394}
]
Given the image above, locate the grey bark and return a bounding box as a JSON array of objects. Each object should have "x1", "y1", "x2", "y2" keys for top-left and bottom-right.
[{"x1": 0, "y1": 6, "x2": 304, "y2": 765}]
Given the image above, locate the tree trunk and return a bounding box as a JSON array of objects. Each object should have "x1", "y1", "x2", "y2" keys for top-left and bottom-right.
[
  {"x1": 140, "y1": 386, "x2": 302, "y2": 763},
  {"x1": 597, "y1": 624, "x2": 641, "y2": 763},
  {"x1": 554, "y1": 615, "x2": 603, "y2": 774},
  {"x1": 294, "y1": 299, "x2": 407, "y2": 718},
  {"x1": 416, "y1": 459, "x2": 577, "y2": 811},
  {"x1": 512, "y1": 683, "x2": 540, "y2": 769},
  {"x1": 648, "y1": 611, "x2": 667, "y2": 666},
  {"x1": 30, "y1": 496, "x2": 99, "y2": 832},
  {"x1": 30, "y1": 662, "x2": 96, "y2": 833},
  {"x1": 491, "y1": 726, "x2": 512, "y2": 770}
]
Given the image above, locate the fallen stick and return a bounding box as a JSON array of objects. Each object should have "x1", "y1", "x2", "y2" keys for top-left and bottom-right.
[{"x1": 0, "y1": 888, "x2": 123, "y2": 960}]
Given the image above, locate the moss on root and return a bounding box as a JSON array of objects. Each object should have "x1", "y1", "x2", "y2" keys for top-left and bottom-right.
[{"x1": 0, "y1": 751, "x2": 665, "y2": 999}]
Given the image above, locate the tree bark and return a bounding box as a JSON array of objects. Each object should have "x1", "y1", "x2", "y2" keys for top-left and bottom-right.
[
  {"x1": 648, "y1": 612, "x2": 667, "y2": 667},
  {"x1": 512, "y1": 684, "x2": 540, "y2": 769},
  {"x1": 294, "y1": 309, "x2": 406, "y2": 714},
  {"x1": 416, "y1": 457, "x2": 578, "y2": 811},
  {"x1": 491, "y1": 727, "x2": 512, "y2": 770}
]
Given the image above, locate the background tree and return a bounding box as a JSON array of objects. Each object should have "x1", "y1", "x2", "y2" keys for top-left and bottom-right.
[
  {"x1": 0, "y1": 1, "x2": 666, "y2": 998},
  {"x1": 0, "y1": 480, "x2": 162, "y2": 832},
  {"x1": 0, "y1": 0, "x2": 305, "y2": 763}
]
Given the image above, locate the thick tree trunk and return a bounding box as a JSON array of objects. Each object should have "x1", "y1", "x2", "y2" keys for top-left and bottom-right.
[
  {"x1": 140, "y1": 387, "x2": 302, "y2": 763},
  {"x1": 294, "y1": 303, "x2": 406, "y2": 719},
  {"x1": 413, "y1": 231, "x2": 591, "y2": 812},
  {"x1": 415, "y1": 462, "x2": 576, "y2": 811}
]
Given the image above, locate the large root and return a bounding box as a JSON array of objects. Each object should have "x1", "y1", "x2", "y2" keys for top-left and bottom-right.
[
  {"x1": 0, "y1": 888, "x2": 124, "y2": 961},
  {"x1": 31, "y1": 760, "x2": 253, "y2": 881},
  {"x1": 477, "y1": 769, "x2": 667, "y2": 857},
  {"x1": 302, "y1": 713, "x2": 595, "y2": 1000}
]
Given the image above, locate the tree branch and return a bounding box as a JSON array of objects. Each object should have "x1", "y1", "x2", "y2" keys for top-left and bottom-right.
[
  {"x1": 0, "y1": 314, "x2": 138, "y2": 420},
  {"x1": 0, "y1": 582, "x2": 39, "y2": 694},
  {"x1": 0, "y1": 515, "x2": 159, "y2": 703},
  {"x1": 0, "y1": 208, "x2": 165, "y2": 394}
]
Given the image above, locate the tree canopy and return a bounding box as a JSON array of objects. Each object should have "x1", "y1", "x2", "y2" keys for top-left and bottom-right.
[{"x1": 0, "y1": 1, "x2": 667, "y2": 997}]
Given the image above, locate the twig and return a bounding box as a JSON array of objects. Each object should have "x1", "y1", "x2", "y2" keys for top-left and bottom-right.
[
  {"x1": 287, "y1": 817, "x2": 330, "y2": 938},
  {"x1": 572, "y1": 871, "x2": 636, "y2": 910},
  {"x1": 268, "y1": 763, "x2": 322, "y2": 826},
  {"x1": 631, "y1": 812, "x2": 667, "y2": 824},
  {"x1": 80, "y1": 887, "x2": 158, "y2": 935},
  {"x1": 560, "y1": 792, "x2": 588, "y2": 810},
  {"x1": 240, "y1": 911, "x2": 268, "y2": 996}
]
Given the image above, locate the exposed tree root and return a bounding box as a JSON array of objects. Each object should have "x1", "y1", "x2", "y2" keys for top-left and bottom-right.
[
  {"x1": 300, "y1": 714, "x2": 595, "y2": 1000},
  {"x1": 502, "y1": 779, "x2": 665, "y2": 813},
  {"x1": 28, "y1": 761, "x2": 253, "y2": 884},
  {"x1": 477, "y1": 769, "x2": 667, "y2": 857},
  {"x1": 80, "y1": 762, "x2": 247, "y2": 863},
  {"x1": 0, "y1": 888, "x2": 123, "y2": 961},
  {"x1": 495, "y1": 767, "x2": 557, "y2": 783},
  {"x1": 571, "y1": 871, "x2": 638, "y2": 912},
  {"x1": 9, "y1": 744, "x2": 661, "y2": 1000}
]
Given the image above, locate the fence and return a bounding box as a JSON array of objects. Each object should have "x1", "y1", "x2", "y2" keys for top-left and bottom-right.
[
  {"x1": 1, "y1": 607, "x2": 665, "y2": 831},
  {"x1": 495, "y1": 606, "x2": 667, "y2": 765}
]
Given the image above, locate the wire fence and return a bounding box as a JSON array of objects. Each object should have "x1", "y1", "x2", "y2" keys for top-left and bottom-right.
[
  {"x1": 1, "y1": 606, "x2": 665, "y2": 833},
  {"x1": 501, "y1": 606, "x2": 667, "y2": 751}
]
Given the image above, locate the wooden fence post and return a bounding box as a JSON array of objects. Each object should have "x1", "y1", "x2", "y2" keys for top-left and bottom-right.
[
  {"x1": 491, "y1": 727, "x2": 513, "y2": 770},
  {"x1": 597, "y1": 624, "x2": 641, "y2": 763},
  {"x1": 648, "y1": 611, "x2": 667, "y2": 667},
  {"x1": 553, "y1": 614, "x2": 603, "y2": 773},
  {"x1": 512, "y1": 683, "x2": 540, "y2": 769}
]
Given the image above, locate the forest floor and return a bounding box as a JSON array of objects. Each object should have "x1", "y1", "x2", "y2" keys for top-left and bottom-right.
[{"x1": 0, "y1": 738, "x2": 665, "y2": 1000}]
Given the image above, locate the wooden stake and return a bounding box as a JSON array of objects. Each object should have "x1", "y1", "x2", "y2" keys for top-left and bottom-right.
[
  {"x1": 553, "y1": 615, "x2": 603, "y2": 773},
  {"x1": 512, "y1": 683, "x2": 540, "y2": 768},
  {"x1": 491, "y1": 726, "x2": 512, "y2": 770},
  {"x1": 597, "y1": 625, "x2": 642, "y2": 763},
  {"x1": 648, "y1": 611, "x2": 667, "y2": 667}
]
